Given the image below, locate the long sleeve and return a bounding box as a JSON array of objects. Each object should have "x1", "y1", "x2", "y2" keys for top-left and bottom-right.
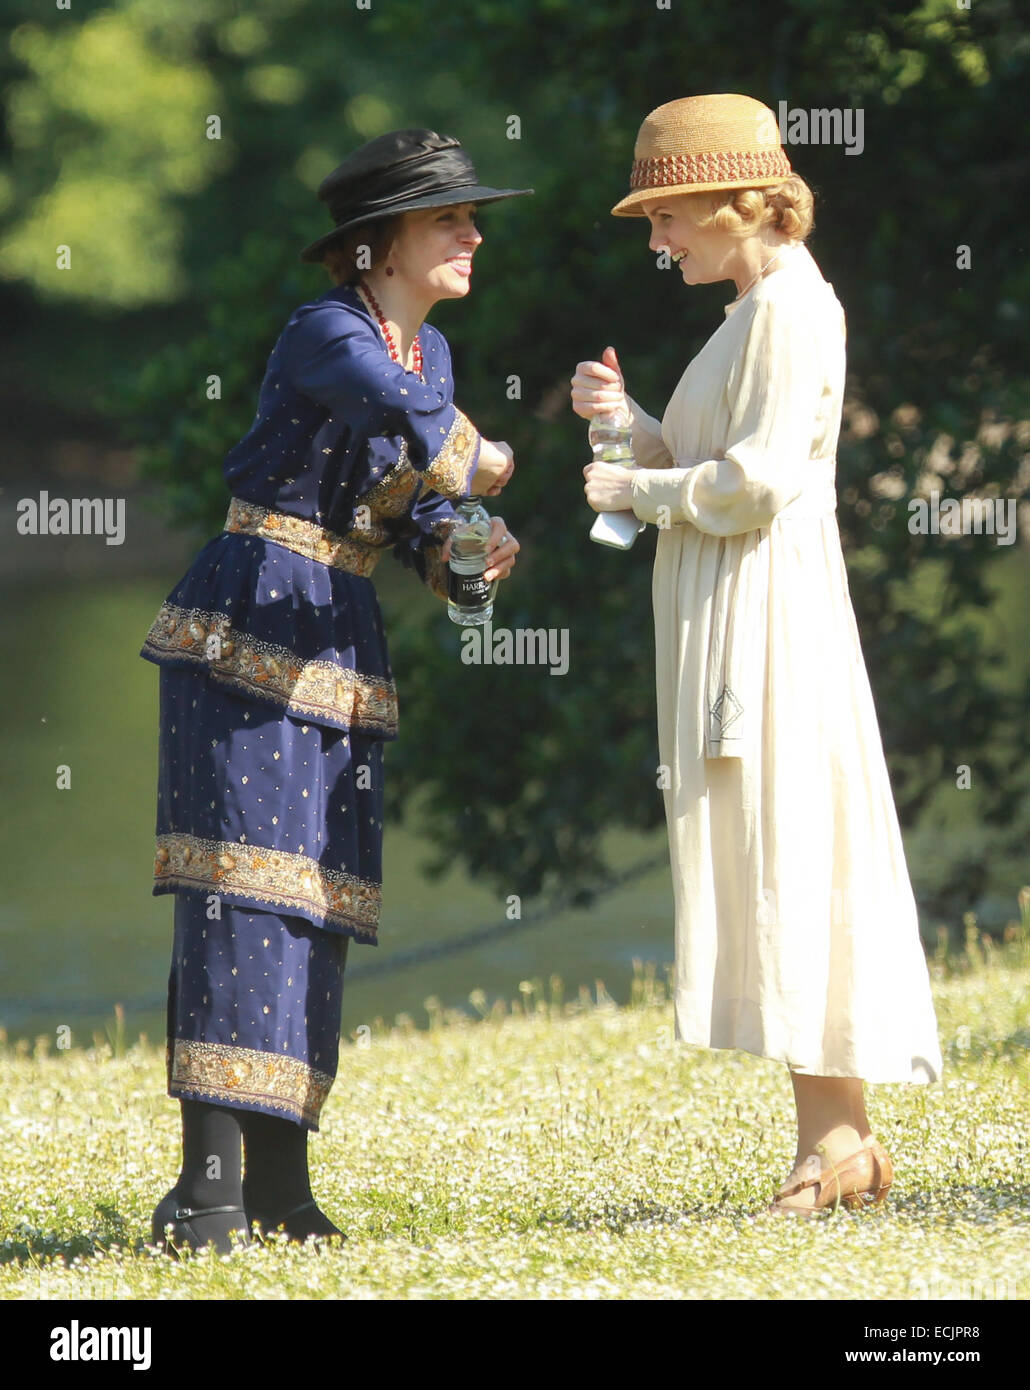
[
  {"x1": 625, "y1": 393, "x2": 675, "y2": 469},
  {"x1": 629, "y1": 290, "x2": 827, "y2": 536},
  {"x1": 391, "y1": 484, "x2": 460, "y2": 603},
  {"x1": 280, "y1": 303, "x2": 482, "y2": 499}
]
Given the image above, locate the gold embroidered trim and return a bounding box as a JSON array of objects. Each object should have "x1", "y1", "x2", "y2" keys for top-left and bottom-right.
[
  {"x1": 141, "y1": 601, "x2": 399, "y2": 736},
  {"x1": 355, "y1": 439, "x2": 422, "y2": 520},
  {"x1": 226, "y1": 456, "x2": 434, "y2": 571},
  {"x1": 169, "y1": 1039, "x2": 334, "y2": 1128},
  {"x1": 423, "y1": 407, "x2": 480, "y2": 497},
  {"x1": 225, "y1": 497, "x2": 383, "y2": 577},
  {"x1": 154, "y1": 832, "x2": 380, "y2": 938},
  {"x1": 354, "y1": 446, "x2": 457, "y2": 599}
]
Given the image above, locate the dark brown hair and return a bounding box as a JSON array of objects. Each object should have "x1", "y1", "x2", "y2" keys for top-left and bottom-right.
[{"x1": 321, "y1": 215, "x2": 403, "y2": 285}]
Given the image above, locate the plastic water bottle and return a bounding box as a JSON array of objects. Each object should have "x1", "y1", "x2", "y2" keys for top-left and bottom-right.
[
  {"x1": 588, "y1": 406, "x2": 646, "y2": 550},
  {"x1": 446, "y1": 497, "x2": 498, "y2": 626}
]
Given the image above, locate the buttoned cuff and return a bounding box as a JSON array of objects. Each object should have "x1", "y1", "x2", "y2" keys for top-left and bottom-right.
[{"x1": 630, "y1": 468, "x2": 689, "y2": 527}]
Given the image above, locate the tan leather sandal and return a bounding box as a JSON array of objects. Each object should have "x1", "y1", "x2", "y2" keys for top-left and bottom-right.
[{"x1": 765, "y1": 1140, "x2": 894, "y2": 1217}]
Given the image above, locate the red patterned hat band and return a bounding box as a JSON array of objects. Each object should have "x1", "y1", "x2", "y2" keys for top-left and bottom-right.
[{"x1": 629, "y1": 147, "x2": 793, "y2": 191}]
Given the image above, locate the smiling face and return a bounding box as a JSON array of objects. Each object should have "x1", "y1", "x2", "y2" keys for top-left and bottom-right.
[
  {"x1": 386, "y1": 202, "x2": 483, "y2": 301},
  {"x1": 640, "y1": 194, "x2": 737, "y2": 285}
]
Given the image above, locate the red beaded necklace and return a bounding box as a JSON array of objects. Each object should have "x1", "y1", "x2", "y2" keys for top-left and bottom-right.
[{"x1": 358, "y1": 280, "x2": 423, "y2": 378}]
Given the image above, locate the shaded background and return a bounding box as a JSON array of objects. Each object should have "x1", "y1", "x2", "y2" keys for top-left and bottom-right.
[{"x1": 1, "y1": 0, "x2": 1027, "y2": 1046}]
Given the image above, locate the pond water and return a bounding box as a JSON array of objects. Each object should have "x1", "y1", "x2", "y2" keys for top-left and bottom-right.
[{"x1": 0, "y1": 564, "x2": 675, "y2": 1049}]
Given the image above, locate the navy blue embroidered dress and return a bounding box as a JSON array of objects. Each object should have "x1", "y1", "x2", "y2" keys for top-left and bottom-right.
[{"x1": 140, "y1": 281, "x2": 483, "y2": 1128}]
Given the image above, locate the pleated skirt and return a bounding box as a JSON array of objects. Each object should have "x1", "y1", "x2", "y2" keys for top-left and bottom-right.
[{"x1": 652, "y1": 514, "x2": 944, "y2": 1083}]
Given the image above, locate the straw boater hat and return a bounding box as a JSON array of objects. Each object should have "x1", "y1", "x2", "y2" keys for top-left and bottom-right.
[{"x1": 611, "y1": 94, "x2": 793, "y2": 217}]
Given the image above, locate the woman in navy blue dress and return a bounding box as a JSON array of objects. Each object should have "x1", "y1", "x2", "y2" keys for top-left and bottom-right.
[{"x1": 142, "y1": 130, "x2": 530, "y2": 1252}]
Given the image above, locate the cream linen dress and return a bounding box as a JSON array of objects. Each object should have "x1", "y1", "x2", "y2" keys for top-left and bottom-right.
[{"x1": 626, "y1": 241, "x2": 943, "y2": 1083}]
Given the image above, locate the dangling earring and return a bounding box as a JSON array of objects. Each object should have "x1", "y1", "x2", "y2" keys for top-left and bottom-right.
[{"x1": 385, "y1": 266, "x2": 394, "y2": 277}]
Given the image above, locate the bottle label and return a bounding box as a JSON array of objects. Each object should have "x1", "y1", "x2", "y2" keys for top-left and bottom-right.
[{"x1": 448, "y1": 568, "x2": 491, "y2": 606}]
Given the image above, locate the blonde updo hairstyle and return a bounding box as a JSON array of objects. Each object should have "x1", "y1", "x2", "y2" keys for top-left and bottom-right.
[{"x1": 681, "y1": 174, "x2": 814, "y2": 242}]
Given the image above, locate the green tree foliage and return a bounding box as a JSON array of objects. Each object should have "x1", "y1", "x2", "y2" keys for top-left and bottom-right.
[
  {"x1": 5, "y1": 0, "x2": 1027, "y2": 912},
  {"x1": 1, "y1": 3, "x2": 227, "y2": 305}
]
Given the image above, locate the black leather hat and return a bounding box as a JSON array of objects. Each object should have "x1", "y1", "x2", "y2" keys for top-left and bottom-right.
[{"x1": 299, "y1": 128, "x2": 533, "y2": 263}]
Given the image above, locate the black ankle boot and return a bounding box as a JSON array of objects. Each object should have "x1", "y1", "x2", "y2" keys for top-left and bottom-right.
[
  {"x1": 151, "y1": 1188, "x2": 250, "y2": 1256},
  {"x1": 246, "y1": 1198, "x2": 344, "y2": 1243},
  {"x1": 153, "y1": 1100, "x2": 250, "y2": 1256},
  {"x1": 242, "y1": 1112, "x2": 344, "y2": 1243}
]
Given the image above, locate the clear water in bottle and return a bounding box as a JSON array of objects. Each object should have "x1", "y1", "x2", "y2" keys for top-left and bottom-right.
[
  {"x1": 588, "y1": 417, "x2": 634, "y2": 463},
  {"x1": 447, "y1": 497, "x2": 498, "y2": 626},
  {"x1": 588, "y1": 407, "x2": 645, "y2": 549}
]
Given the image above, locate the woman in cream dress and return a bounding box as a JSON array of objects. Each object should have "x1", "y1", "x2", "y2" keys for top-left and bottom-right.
[{"x1": 573, "y1": 95, "x2": 942, "y2": 1216}]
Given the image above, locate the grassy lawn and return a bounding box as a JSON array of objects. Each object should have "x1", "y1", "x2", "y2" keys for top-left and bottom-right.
[{"x1": 1, "y1": 919, "x2": 1027, "y2": 1301}]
